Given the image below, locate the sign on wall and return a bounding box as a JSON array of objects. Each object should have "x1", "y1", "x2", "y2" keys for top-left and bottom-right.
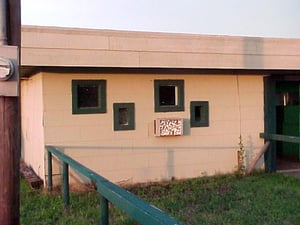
[{"x1": 154, "y1": 118, "x2": 183, "y2": 136}]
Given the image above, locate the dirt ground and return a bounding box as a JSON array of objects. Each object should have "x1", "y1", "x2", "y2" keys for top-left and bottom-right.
[{"x1": 277, "y1": 159, "x2": 300, "y2": 178}]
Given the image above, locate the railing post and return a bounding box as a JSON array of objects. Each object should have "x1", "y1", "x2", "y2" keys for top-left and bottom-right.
[
  {"x1": 47, "y1": 151, "x2": 53, "y2": 191},
  {"x1": 45, "y1": 146, "x2": 184, "y2": 225},
  {"x1": 62, "y1": 162, "x2": 70, "y2": 210},
  {"x1": 100, "y1": 195, "x2": 109, "y2": 225}
]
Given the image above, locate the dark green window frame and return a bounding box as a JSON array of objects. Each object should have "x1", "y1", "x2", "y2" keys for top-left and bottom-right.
[
  {"x1": 154, "y1": 80, "x2": 184, "y2": 112},
  {"x1": 72, "y1": 80, "x2": 106, "y2": 114},
  {"x1": 113, "y1": 103, "x2": 135, "y2": 131},
  {"x1": 190, "y1": 101, "x2": 209, "y2": 127}
]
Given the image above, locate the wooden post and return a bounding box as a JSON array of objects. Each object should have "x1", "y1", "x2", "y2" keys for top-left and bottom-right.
[
  {"x1": 0, "y1": 0, "x2": 21, "y2": 224},
  {"x1": 0, "y1": 97, "x2": 20, "y2": 224},
  {"x1": 246, "y1": 141, "x2": 271, "y2": 175}
]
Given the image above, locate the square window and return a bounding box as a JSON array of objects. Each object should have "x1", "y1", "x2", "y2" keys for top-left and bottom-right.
[
  {"x1": 72, "y1": 80, "x2": 106, "y2": 114},
  {"x1": 113, "y1": 103, "x2": 135, "y2": 131},
  {"x1": 190, "y1": 101, "x2": 209, "y2": 127},
  {"x1": 159, "y1": 85, "x2": 177, "y2": 105},
  {"x1": 154, "y1": 80, "x2": 184, "y2": 112}
]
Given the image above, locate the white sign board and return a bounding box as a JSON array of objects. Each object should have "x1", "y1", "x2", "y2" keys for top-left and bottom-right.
[{"x1": 154, "y1": 118, "x2": 183, "y2": 136}]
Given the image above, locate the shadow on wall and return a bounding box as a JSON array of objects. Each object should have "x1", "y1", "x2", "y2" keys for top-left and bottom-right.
[
  {"x1": 243, "y1": 37, "x2": 264, "y2": 69},
  {"x1": 245, "y1": 135, "x2": 264, "y2": 170},
  {"x1": 167, "y1": 149, "x2": 174, "y2": 180},
  {"x1": 242, "y1": 37, "x2": 264, "y2": 169}
]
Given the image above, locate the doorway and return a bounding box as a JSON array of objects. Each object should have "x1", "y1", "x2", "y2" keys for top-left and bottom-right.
[{"x1": 276, "y1": 81, "x2": 300, "y2": 170}]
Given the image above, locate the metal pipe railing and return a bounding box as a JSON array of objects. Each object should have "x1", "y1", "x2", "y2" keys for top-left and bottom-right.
[
  {"x1": 47, "y1": 151, "x2": 52, "y2": 191},
  {"x1": 0, "y1": 0, "x2": 7, "y2": 45},
  {"x1": 260, "y1": 132, "x2": 300, "y2": 172},
  {"x1": 46, "y1": 146, "x2": 183, "y2": 225},
  {"x1": 260, "y1": 133, "x2": 300, "y2": 144},
  {"x1": 62, "y1": 162, "x2": 70, "y2": 210}
]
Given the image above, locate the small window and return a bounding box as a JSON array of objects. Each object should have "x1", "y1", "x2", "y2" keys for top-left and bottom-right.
[
  {"x1": 113, "y1": 103, "x2": 135, "y2": 131},
  {"x1": 118, "y1": 108, "x2": 129, "y2": 125},
  {"x1": 190, "y1": 101, "x2": 209, "y2": 127},
  {"x1": 154, "y1": 80, "x2": 184, "y2": 112},
  {"x1": 72, "y1": 80, "x2": 106, "y2": 114}
]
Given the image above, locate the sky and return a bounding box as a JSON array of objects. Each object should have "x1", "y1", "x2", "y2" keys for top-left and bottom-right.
[{"x1": 21, "y1": 0, "x2": 300, "y2": 38}]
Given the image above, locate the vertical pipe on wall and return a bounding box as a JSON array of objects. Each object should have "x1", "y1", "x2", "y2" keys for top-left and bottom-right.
[
  {"x1": 0, "y1": 0, "x2": 7, "y2": 45},
  {"x1": 0, "y1": 1, "x2": 20, "y2": 224}
]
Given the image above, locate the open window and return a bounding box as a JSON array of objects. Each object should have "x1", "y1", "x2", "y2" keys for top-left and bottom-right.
[
  {"x1": 113, "y1": 103, "x2": 135, "y2": 131},
  {"x1": 190, "y1": 101, "x2": 209, "y2": 127},
  {"x1": 154, "y1": 80, "x2": 184, "y2": 112},
  {"x1": 72, "y1": 80, "x2": 106, "y2": 114}
]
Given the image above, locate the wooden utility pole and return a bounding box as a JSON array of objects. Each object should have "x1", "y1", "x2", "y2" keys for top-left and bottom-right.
[{"x1": 0, "y1": 0, "x2": 21, "y2": 224}]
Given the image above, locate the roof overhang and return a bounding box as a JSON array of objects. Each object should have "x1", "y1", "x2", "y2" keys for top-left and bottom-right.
[{"x1": 21, "y1": 26, "x2": 300, "y2": 76}]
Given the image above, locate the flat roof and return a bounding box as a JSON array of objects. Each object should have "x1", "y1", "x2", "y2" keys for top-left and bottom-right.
[{"x1": 21, "y1": 26, "x2": 300, "y2": 73}]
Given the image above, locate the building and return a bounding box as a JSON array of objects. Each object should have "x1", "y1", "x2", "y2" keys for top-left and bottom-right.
[{"x1": 21, "y1": 26, "x2": 300, "y2": 186}]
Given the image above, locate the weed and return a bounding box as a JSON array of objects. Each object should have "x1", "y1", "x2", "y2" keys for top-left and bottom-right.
[{"x1": 236, "y1": 135, "x2": 246, "y2": 176}]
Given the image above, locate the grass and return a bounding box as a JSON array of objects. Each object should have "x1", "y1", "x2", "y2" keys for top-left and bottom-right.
[{"x1": 21, "y1": 172, "x2": 300, "y2": 225}]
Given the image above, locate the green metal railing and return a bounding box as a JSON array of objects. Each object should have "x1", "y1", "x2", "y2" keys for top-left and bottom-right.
[
  {"x1": 260, "y1": 133, "x2": 300, "y2": 144},
  {"x1": 46, "y1": 146, "x2": 184, "y2": 225},
  {"x1": 260, "y1": 132, "x2": 300, "y2": 172}
]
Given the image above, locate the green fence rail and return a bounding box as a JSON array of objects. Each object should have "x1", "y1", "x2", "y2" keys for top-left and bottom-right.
[
  {"x1": 45, "y1": 146, "x2": 184, "y2": 225},
  {"x1": 260, "y1": 133, "x2": 300, "y2": 144},
  {"x1": 259, "y1": 132, "x2": 300, "y2": 172}
]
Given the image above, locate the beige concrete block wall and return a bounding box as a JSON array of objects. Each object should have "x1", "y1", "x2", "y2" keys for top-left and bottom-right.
[
  {"x1": 21, "y1": 26, "x2": 300, "y2": 70},
  {"x1": 38, "y1": 72, "x2": 264, "y2": 185},
  {"x1": 21, "y1": 74, "x2": 46, "y2": 179}
]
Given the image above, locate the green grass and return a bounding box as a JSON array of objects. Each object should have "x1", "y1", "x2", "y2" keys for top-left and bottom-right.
[{"x1": 21, "y1": 173, "x2": 300, "y2": 225}]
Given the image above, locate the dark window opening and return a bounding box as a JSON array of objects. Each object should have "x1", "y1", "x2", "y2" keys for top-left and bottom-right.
[
  {"x1": 72, "y1": 80, "x2": 106, "y2": 114},
  {"x1": 154, "y1": 80, "x2": 184, "y2": 112},
  {"x1": 77, "y1": 84, "x2": 99, "y2": 108},
  {"x1": 194, "y1": 105, "x2": 203, "y2": 122},
  {"x1": 118, "y1": 108, "x2": 129, "y2": 125},
  {"x1": 159, "y1": 85, "x2": 176, "y2": 106},
  {"x1": 190, "y1": 101, "x2": 209, "y2": 127},
  {"x1": 113, "y1": 103, "x2": 135, "y2": 131}
]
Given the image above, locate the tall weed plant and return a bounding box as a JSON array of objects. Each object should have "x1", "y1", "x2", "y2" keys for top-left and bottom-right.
[{"x1": 237, "y1": 135, "x2": 246, "y2": 176}]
